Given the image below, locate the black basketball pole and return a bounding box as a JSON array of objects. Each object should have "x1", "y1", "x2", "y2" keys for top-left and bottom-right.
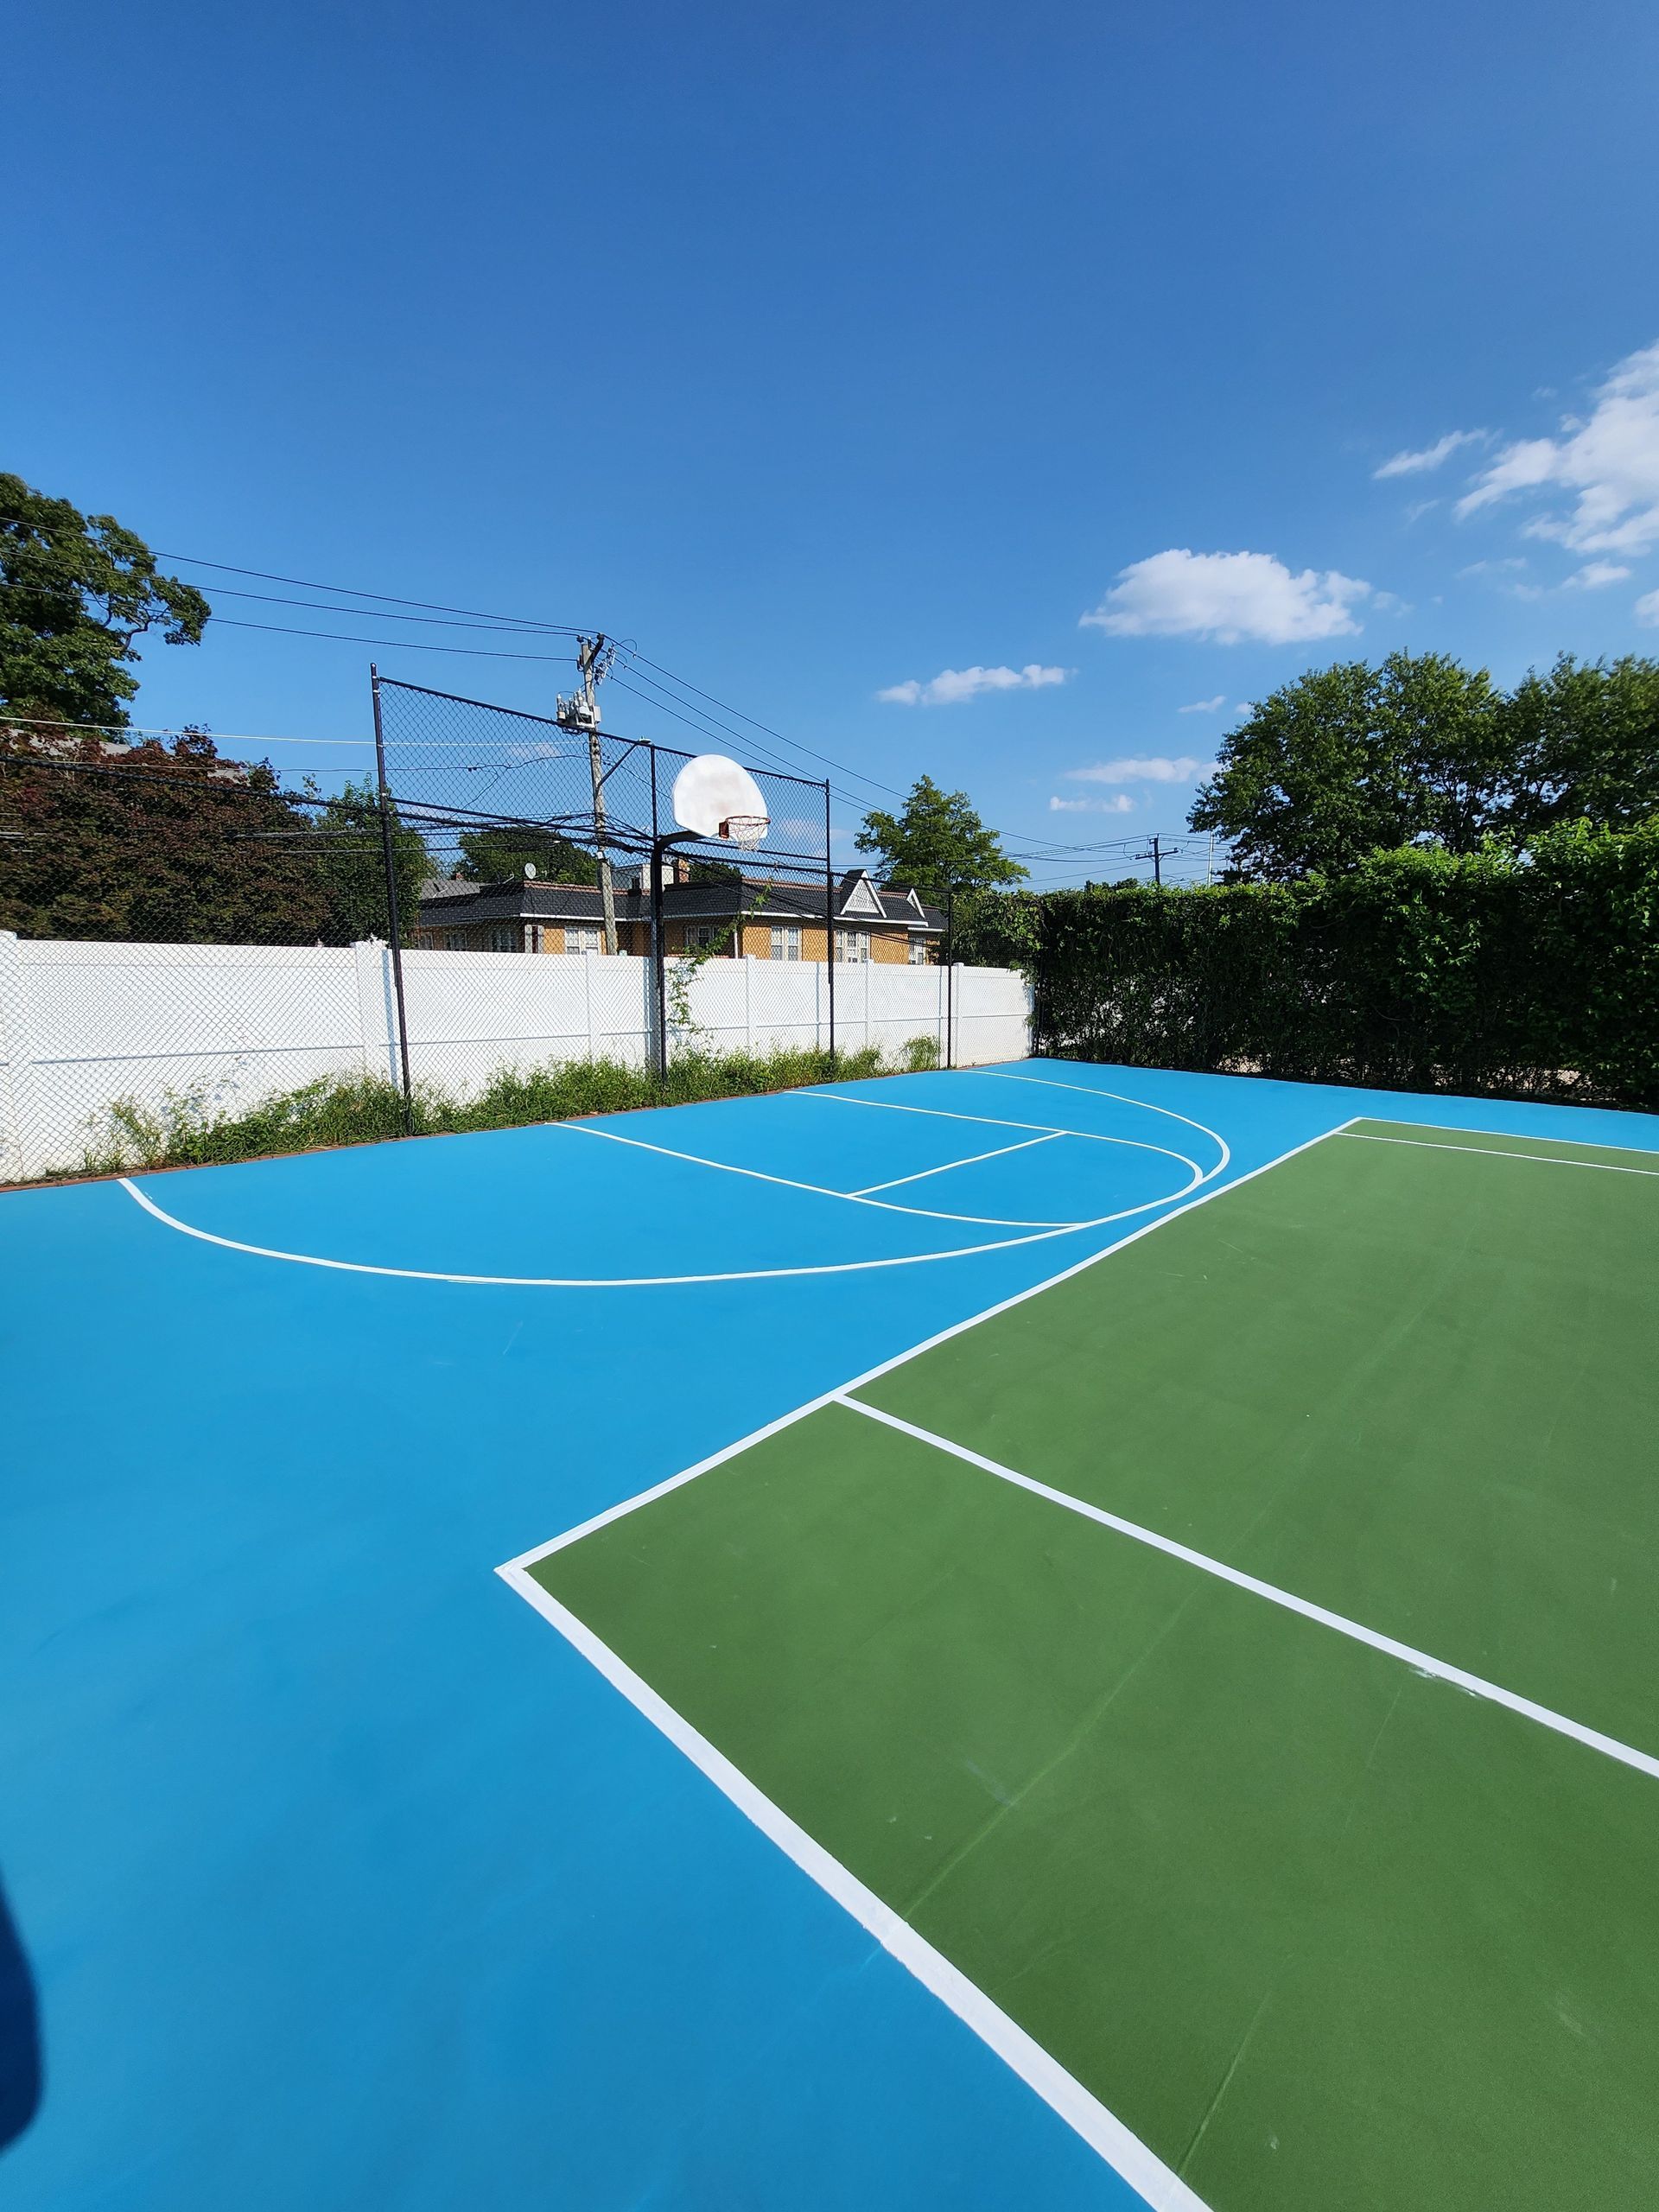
[{"x1": 370, "y1": 665, "x2": 416, "y2": 1132}]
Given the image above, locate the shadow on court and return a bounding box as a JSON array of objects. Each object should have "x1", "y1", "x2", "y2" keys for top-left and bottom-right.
[{"x1": 0, "y1": 1872, "x2": 41, "y2": 2157}]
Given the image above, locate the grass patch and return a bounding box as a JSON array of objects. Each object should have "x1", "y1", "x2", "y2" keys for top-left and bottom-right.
[{"x1": 65, "y1": 1040, "x2": 938, "y2": 1180}]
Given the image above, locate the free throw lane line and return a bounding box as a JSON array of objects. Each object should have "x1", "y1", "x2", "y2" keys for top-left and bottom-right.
[
  {"x1": 835, "y1": 1395, "x2": 1659, "y2": 1785},
  {"x1": 850, "y1": 1131, "x2": 1061, "y2": 1196}
]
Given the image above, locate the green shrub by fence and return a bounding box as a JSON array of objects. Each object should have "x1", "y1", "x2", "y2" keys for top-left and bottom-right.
[
  {"x1": 956, "y1": 819, "x2": 1659, "y2": 1109},
  {"x1": 64, "y1": 1036, "x2": 941, "y2": 1184}
]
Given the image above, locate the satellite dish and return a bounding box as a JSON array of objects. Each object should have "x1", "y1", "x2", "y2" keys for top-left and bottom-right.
[
  {"x1": 523, "y1": 861, "x2": 537, "y2": 880},
  {"x1": 672, "y1": 754, "x2": 769, "y2": 848}
]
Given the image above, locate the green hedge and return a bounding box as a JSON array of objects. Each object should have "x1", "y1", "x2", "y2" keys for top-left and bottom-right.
[{"x1": 956, "y1": 819, "x2": 1659, "y2": 1109}]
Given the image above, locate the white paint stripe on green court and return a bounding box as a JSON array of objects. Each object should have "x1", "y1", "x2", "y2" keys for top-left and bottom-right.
[
  {"x1": 1340, "y1": 1129, "x2": 1659, "y2": 1174},
  {"x1": 834, "y1": 1394, "x2": 1659, "y2": 1785}
]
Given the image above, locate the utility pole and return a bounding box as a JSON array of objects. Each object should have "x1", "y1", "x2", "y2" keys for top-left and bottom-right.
[{"x1": 557, "y1": 634, "x2": 620, "y2": 955}]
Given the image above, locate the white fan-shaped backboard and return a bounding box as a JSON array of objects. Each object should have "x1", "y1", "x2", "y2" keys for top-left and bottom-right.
[{"x1": 671, "y1": 754, "x2": 770, "y2": 842}]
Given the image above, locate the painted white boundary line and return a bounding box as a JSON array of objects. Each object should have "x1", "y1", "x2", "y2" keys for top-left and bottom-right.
[
  {"x1": 1340, "y1": 1129, "x2": 1659, "y2": 1177},
  {"x1": 117, "y1": 1093, "x2": 1234, "y2": 1288},
  {"x1": 496, "y1": 1560, "x2": 1212, "y2": 2212},
  {"x1": 501, "y1": 1117, "x2": 1338, "y2": 1568},
  {"x1": 853, "y1": 1133, "x2": 1059, "y2": 1196},
  {"x1": 835, "y1": 1397, "x2": 1659, "y2": 1785}
]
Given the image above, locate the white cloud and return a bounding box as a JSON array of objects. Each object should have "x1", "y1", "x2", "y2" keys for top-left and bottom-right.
[
  {"x1": 1373, "y1": 429, "x2": 1489, "y2": 480},
  {"x1": 1458, "y1": 557, "x2": 1529, "y2": 578},
  {"x1": 1456, "y1": 340, "x2": 1659, "y2": 553},
  {"x1": 1637, "y1": 588, "x2": 1659, "y2": 626},
  {"x1": 1082, "y1": 550, "x2": 1370, "y2": 645},
  {"x1": 878, "y1": 663, "x2": 1068, "y2": 707},
  {"x1": 1178, "y1": 694, "x2": 1226, "y2": 714},
  {"x1": 1565, "y1": 561, "x2": 1632, "y2": 589},
  {"x1": 1063, "y1": 756, "x2": 1213, "y2": 785},
  {"x1": 1050, "y1": 793, "x2": 1135, "y2": 814}
]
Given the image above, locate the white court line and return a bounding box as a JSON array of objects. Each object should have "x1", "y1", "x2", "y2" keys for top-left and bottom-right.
[
  {"x1": 975, "y1": 1068, "x2": 1238, "y2": 1164},
  {"x1": 502, "y1": 1118, "x2": 1339, "y2": 1565},
  {"x1": 1340, "y1": 1129, "x2": 1659, "y2": 1176},
  {"x1": 851, "y1": 1132, "x2": 1059, "y2": 1196},
  {"x1": 118, "y1": 1174, "x2": 1086, "y2": 1287},
  {"x1": 835, "y1": 1397, "x2": 1659, "y2": 1786},
  {"x1": 801, "y1": 1088, "x2": 1209, "y2": 1173},
  {"x1": 118, "y1": 1090, "x2": 1236, "y2": 1287},
  {"x1": 563, "y1": 1117, "x2": 1102, "y2": 1228},
  {"x1": 497, "y1": 1560, "x2": 1211, "y2": 2212},
  {"x1": 495, "y1": 1116, "x2": 1348, "y2": 2194}
]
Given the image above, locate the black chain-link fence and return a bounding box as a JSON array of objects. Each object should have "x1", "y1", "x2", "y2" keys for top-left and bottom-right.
[{"x1": 0, "y1": 696, "x2": 873, "y2": 1182}]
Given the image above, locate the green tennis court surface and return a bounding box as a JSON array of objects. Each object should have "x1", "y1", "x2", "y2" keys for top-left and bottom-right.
[{"x1": 528, "y1": 1120, "x2": 1659, "y2": 2211}]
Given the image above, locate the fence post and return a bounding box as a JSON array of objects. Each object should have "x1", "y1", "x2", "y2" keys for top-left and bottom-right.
[
  {"x1": 823, "y1": 781, "x2": 836, "y2": 1069},
  {"x1": 370, "y1": 665, "x2": 415, "y2": 1130},
  {"x1": 744, "y1": 953, "x2": 754, "y2": 1052},
  {"x1": 353, "y1": 938, "x2": 396, "y2": 1081},
  {"x1": 583, "y1": 949, "x2": 598, "y2": 1063},
  {"x1": 0, "y1": 931, "x2": 42, "y2": 1183}
]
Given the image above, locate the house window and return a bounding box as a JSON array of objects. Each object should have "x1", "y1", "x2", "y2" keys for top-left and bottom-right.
[
  {"x1": 835, "y1": 929, "x2": 871, "y2": 963},
  {"x1": 486, "y1": 925, "x2": 519, "y2": 952},
  {"x1": 564, "y1": 925, "x2": 603, "y2": 955},
  {"x1": 908, "y1": 938, "x2": 931, "y2": 965},
  {"x1": 684, "y1": 923, "x2": 728, "y2": 952},
  {"x1": 526, "y1": 924, "x2": 545, "y2": 952},
  {"x1": 443, "y1": 929, "x2": 467, "y2": 950},
  {"x1": 770, "y1": 925, "x2": 802, "y2": 961}
]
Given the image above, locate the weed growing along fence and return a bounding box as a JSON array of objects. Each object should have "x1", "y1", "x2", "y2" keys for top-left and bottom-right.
[
  {"x1": 68, "y1": 1039, "x2": 938, "y2": 1182},
  {"x1": 956, "y1": 817, "x2": 1659, "y2": 1109}
]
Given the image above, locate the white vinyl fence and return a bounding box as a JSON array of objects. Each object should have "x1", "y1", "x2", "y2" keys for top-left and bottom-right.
[{"x1": 0, "y1": 933, "x2": 1032, "y2": 1179}]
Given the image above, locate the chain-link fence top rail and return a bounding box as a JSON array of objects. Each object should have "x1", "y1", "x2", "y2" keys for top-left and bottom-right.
[{"x1": 372, "y1": 677, "x2": 832, "y2": 883}]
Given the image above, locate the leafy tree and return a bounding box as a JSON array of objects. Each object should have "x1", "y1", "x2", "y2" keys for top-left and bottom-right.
[
  {"x1": 1500, "y1": 654, "x2": 1659, "y2": 837},
  {"x1": 1192, "y1": 650, "x2": 1659, "y2": 880},
  {"x1": 0, "y1": 475, "x2": 211, "y2": 727},
  {"x1": 0, "y1": 730, "x2": 337, "y2": 942},
  {"x1": 454, "y1": 825, "x2": 598, "y2": 884},
  {"x1": 1189, "y1": 652, "x2": 1510, "y2": 880},
  {"x1": 855, "y1": 774, "x2": 1028, "y2": 903},
  {"x1": 307, "y1": 778, "x2": 430, "y2": 944}
]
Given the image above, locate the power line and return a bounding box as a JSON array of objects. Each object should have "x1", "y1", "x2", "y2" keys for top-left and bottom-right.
[
  {"x1": 214, "y1": 617, "x2": 580, "y2": 664},
  {"x1": 193, "y1": 584, "x2": 592, "y2": 639},
  {"x1": 156, "y1": 552, "x2": 598, "y2": 638},
  {"x1": 629, "y1": 652, "x2": 908, "y2": 802},
  {"x1": 161, "y1": 548, "x2": 908, "y2": 802}
]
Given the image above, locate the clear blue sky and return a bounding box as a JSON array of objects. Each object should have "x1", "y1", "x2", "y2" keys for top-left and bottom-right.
[{"x1": 8, "y1": 0, "x2": 1658, "y2": 882}]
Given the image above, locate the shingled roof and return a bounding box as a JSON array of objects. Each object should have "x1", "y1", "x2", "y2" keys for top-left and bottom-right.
[{"x1": 416, "y1": 867, "x2": 944, "y2": 932}]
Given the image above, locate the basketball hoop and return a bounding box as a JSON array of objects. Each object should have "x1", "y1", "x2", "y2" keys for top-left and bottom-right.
[{"x1": 672, "y1": 755, "x2": 770, "y2": 845}]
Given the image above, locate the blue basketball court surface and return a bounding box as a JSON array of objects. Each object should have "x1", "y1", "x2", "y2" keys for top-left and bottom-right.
[{"x1": 3, "y1": 1058, "x2": 1658, "y2": 2210}]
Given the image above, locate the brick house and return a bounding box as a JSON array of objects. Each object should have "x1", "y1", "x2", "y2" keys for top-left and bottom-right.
[{"x1": 412, "y1": 865, "x2": 945, "y2": 964}]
